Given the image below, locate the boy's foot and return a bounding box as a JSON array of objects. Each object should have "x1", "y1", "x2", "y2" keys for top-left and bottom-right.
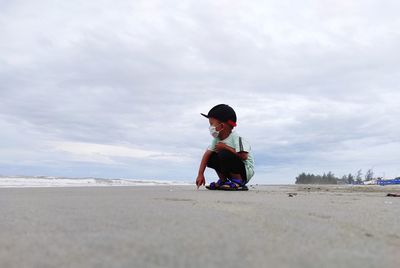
[
  {"x1": 205, "y1": 179, "x2": 225, "y2": 190},
  {"x1": 219, "y1": 178, "x2": 248, "y2": 191}
]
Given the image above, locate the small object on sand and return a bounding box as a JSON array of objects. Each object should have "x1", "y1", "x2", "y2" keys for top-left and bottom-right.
[
  {"x1": 288, "y1": 193, "x2": 298, "y2": 197},
  {"x1": 386, "y1": 193, "x2": 400, "y2": 197}
]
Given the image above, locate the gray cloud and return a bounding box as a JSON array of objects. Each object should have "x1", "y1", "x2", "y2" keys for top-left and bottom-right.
[{"x1": 1, "y1": 0, "x2": 400, "y2": 182}]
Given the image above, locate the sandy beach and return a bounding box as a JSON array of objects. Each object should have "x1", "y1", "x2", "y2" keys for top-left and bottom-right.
[{"x1": 1, "y1": 184, "x2": 399, "y2": 268}]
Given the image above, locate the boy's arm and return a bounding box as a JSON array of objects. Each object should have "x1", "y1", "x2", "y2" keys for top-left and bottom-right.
[
  {"x1": 215, "y1": 142, "x2": 248, "y2": 160},
  {"x1": 196, "y1": 150, "x2": 213, "y2": 188}
]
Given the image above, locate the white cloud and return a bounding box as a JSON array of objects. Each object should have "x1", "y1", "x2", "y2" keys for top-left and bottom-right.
[
  {"x1": 1, "y1": 0, "x2": 399, "y2": 182},
  {"x1": 50, "y1": 141, "x2": 192, "y2": 163}
]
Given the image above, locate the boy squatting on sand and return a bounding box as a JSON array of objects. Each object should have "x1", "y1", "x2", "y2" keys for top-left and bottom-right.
[{"x1": 196, "y1": 104, "x2": 254, "y2": 191}]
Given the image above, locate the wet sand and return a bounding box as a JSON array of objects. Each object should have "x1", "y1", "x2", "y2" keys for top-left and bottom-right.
[{"x1": 1, "y1": 185, "x2": 399, "y2": 268}]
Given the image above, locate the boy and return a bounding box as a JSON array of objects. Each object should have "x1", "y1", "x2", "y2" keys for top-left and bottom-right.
[{"x1": 195, "y1": 104, "x2": 254, "y2": 191}]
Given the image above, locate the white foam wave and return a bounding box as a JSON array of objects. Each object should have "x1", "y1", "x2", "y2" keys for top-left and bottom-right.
[{"x1": 0, "y1": 176, "x2": 191, "y2": 188}]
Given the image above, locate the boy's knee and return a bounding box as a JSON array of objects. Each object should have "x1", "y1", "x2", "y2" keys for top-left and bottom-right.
[
  {"x1": 206, "y1": 152, "x2": 219, "y2": 169},
  {"x1": 206, "y1": 159, "x2": 214, "y2": 168},
  {"x1": 217, "y1": 149, "x2": 236, "y2": 162}
]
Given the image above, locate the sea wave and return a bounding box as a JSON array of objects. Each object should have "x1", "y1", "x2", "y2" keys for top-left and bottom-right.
[{"x1": 0, "y1": 176, "x2": 191, "y2": 188}]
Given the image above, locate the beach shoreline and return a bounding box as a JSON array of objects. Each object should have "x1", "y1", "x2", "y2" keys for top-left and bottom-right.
[{"x1": 1, "y1": 185, "x2": 399, "y2": 268}]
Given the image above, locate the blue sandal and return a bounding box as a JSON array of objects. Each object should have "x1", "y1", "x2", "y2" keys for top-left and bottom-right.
[
  {"x1": 205, "y1": 179, "x2": 225, "y2": 190},
  {"x1": 219, "y1": 178, "x2": 248, "y2": 191}
]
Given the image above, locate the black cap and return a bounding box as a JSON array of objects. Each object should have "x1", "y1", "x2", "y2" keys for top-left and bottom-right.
[{"x1": 201, "y1": 104, "x2": 237, "y2": 127}]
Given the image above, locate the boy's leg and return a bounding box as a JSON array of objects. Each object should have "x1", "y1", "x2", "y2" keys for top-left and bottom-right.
[
  {"x1": 217, "y1": 149, "x2": 247, "y2": 184},
  {"x1": 206, "y1": 152, "x2": 227, "y2": 182}
]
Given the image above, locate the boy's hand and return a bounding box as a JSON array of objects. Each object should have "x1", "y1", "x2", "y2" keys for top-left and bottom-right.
[
  {"x1": 238, "y1": 151, "x2": 249, "y2": 160},
  {"x1": 196, "y1": 174, "x2": 206, "y2": 189},
  {"x1": 215, "y1": 142, "x2": 227, "y2": 152},
  {"x1": 216, "y1": 142, "x2": 236, "y2": 154}
]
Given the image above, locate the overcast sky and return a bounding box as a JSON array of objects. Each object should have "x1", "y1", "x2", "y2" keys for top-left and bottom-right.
[{"x1": 1, "y1": 0, "x2": 399, "y2": 183}]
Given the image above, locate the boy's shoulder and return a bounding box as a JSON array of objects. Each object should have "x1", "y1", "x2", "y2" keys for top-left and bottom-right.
[
  {"x1": 227, "y1": 131, "x2": 250, "y2": 145},
  {"x1": 228, "y1": 131, "x2": 247, "y2": 140},
  {"x1": 228, "y1": 131, "x2": 239, "y2": 138}
]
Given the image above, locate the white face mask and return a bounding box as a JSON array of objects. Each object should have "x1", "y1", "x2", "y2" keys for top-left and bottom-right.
[{"x1": 209, "y1": 124, "x2": 222, "y2": 138}]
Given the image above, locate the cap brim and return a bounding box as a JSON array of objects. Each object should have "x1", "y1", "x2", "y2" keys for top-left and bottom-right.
[{"x1": 200, "y1": 113, "x2": 209, "y2": 118}]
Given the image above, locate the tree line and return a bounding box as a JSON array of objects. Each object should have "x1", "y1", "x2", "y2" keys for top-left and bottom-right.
[{"x1": 295, "y1": 169, "x2": 381, "y2": 184}]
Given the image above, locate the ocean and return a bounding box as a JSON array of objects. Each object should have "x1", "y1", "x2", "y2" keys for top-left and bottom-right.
[{"x1": 0, "y1": 176, "x2": 191, "y2": 188}]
